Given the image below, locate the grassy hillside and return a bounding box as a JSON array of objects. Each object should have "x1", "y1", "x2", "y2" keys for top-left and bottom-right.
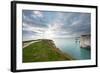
[{"x1": 23, "y1": 39, "x2": 73, "y2": 63}]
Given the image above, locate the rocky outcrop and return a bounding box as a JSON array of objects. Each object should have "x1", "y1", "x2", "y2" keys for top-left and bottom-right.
[{"x1": 80, "y1": 35, "x2": 91, "y2": 48}]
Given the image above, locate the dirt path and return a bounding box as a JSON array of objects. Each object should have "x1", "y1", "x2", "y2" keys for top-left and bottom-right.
[{"x1": 23, "y1": 41, "x2": 39, "y2": 48}]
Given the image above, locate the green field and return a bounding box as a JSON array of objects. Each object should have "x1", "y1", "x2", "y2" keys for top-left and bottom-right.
[{"x1": 23, "y1": 39, "x2": 73, "y2": 63}]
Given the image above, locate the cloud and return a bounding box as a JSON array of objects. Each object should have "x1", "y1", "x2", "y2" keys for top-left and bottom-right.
[
  {"x1": 22, "y1": 10, "x2": 91, "y2": 40},
  {"x1": 32, "y1": 11, "x2": 43, "y2": 18},
  {"x1": 23, "y1": 22, "x2": 47, "y2": 34},
  {"x1": 23, "y1": 10, "x2": 47, "y2": 28}
]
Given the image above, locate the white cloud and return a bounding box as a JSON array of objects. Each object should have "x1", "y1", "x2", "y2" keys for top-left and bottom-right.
[
  {"x1": 71, "y1": 20, "x2": 81, "y2": 26},
  {"x1": 23, "y1": 23, "x2": 47, "y2": 34},
  {"x1": 23, "y1": 22, "x2": 30, "y2": 28},
  {"x1": 48, "y1": 22, "x2": 64, "y2": 31},
  {"x1": 33, "y1": 11, "x2": 43, "y2": 18}
]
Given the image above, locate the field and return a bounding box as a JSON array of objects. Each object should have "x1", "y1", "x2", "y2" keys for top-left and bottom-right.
[{"x1": 23, "y1": 39, "x2": 73, "y2": 63}]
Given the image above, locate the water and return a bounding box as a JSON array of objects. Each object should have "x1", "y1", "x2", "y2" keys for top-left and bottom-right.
[{"x1": 53, "y1": 38, "x2": 91, "y2": 60}]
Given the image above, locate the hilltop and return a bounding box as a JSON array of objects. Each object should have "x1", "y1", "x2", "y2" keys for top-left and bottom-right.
[{"x1": 23, "y1": 39, "x2": 73, "y2": 63}]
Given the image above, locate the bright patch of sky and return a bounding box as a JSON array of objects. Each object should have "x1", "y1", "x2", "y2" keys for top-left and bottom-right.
[{"x1": 22, "y1": 10, "x2": 91, "y2": 41}]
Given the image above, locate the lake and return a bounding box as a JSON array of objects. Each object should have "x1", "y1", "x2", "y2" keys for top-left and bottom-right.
[{"x1": 53, "y1": 38, "x2": 91, "y2": 60}]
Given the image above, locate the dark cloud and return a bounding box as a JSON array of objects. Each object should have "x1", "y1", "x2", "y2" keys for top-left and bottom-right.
[
  {"x1": 22, "y1": 30, "x2": 38, "y2": 37},
  {"x1": 23, "y1": 10, "x2": 48, "y2": 28}
]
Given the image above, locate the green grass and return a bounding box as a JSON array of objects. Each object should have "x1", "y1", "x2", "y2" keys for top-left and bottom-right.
[{"x1": 23, "y1": 39, "x2": 73, "y2": 63}]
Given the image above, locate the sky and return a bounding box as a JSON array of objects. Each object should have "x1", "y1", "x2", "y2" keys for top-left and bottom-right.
[{"x1": 22, "y1": 10, "x2": 91, "y2": 41}]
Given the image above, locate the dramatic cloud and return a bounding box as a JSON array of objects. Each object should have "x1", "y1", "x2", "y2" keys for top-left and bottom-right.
[{"x1": 22, "y1": 10, "x2": 91, "y2": 41}]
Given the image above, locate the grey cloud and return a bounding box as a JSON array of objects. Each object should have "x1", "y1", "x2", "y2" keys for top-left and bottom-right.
[{"x1": 23, "y1": 10, "x2": 48, "y2": 28}]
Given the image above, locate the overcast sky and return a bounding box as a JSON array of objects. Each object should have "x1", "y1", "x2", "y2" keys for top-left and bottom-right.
[{"x1": 22, "y1": 10, "x2": 91, "y2": 41}]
